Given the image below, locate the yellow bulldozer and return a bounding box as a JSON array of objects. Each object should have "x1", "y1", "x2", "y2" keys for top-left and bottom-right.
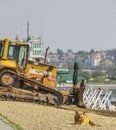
[{"x1": 0, "y1": 38, "x2": 63, "y2": 106}]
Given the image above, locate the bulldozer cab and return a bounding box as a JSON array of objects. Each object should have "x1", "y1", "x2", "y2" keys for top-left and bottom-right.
[{"x1": 0, "y1": 38, "x2": 29, "y2": 73}]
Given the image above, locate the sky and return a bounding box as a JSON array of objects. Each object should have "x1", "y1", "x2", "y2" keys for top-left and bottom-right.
[{"x1": 0, "y1": 0, "x2": 116, "y2": 52}]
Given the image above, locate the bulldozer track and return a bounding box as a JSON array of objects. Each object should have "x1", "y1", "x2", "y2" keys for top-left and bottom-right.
[{"x1": 0, "y1": 70, "x2": 63, "y2": 106}]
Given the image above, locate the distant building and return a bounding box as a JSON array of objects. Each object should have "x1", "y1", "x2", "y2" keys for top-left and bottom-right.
[
  {"x1": 27, "y1": 36, "x2": 44, "y2": 60},
  {"x1": 85, "y1": 51, "x2": 106, "y2": 67},
  {"x1": 104, "y1": 59, "x2": 113, "y2": 66}
]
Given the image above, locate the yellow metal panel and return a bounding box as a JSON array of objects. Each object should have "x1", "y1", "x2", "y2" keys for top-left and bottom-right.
[
  {"x1": 0, "y1": 60, "x2": 17, "y2": 69},
  {"x1": 2, "y1": 39, "x2": 10, "y2": 60},
  {"x1": 25, "y1": 63, "x2": 57, "y2": 89}
]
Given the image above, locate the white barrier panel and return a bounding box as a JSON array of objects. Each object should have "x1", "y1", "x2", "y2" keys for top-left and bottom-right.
[{"x1": 83, "y1": 88, "x2": 116, "y2": 111}]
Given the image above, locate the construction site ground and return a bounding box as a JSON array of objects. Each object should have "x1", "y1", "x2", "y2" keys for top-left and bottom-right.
[{"x1": 0, "y1": 101, "x2": 116, "y2": 130}]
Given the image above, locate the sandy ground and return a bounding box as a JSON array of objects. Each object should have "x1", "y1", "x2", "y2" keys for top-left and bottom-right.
[{"x1": 0, "y1": 101, "x2": 116, "y2": 130}]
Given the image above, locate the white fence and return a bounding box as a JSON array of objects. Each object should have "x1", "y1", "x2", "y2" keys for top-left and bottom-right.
[{"x1": 83, "y1": 88, "x2": 116, "y2": 111}]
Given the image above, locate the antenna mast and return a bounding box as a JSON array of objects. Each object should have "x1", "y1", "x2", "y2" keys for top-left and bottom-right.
[
  {"x1": 15, "y1": 28, "x2": 19, "y2": 41},
  {"x1": 27, "y1": 20, "x2": 30, "y2": 41}
]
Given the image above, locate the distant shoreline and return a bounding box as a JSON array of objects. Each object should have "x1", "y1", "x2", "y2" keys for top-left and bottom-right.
[
  {"x1": 56, "y1": 83, "x2": 116, "y2": 88},
  {"x1": 87, "y1": 84, "x2": 116, "y2": 87}
]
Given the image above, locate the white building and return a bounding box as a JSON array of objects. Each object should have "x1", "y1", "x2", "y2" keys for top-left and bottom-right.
[
  {"x1": 27, "y1": 36, "x2": 44, "y2": 60},
  {"x1": 85, "y1": 51, "x2": 104, "y2": 67}
]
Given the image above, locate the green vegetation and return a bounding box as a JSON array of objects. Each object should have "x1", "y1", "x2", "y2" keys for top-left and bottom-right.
[
  {"x1": 0, "y1": 113, "x2": 24, "y2": 130},
  {"x1": 81, "y1": 71, "x2": 116, "y2": 84}
]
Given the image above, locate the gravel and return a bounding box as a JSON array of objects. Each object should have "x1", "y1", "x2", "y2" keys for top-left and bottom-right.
[{"x1": 0, "y1": 101, "x2": 116, "y2": 130}]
